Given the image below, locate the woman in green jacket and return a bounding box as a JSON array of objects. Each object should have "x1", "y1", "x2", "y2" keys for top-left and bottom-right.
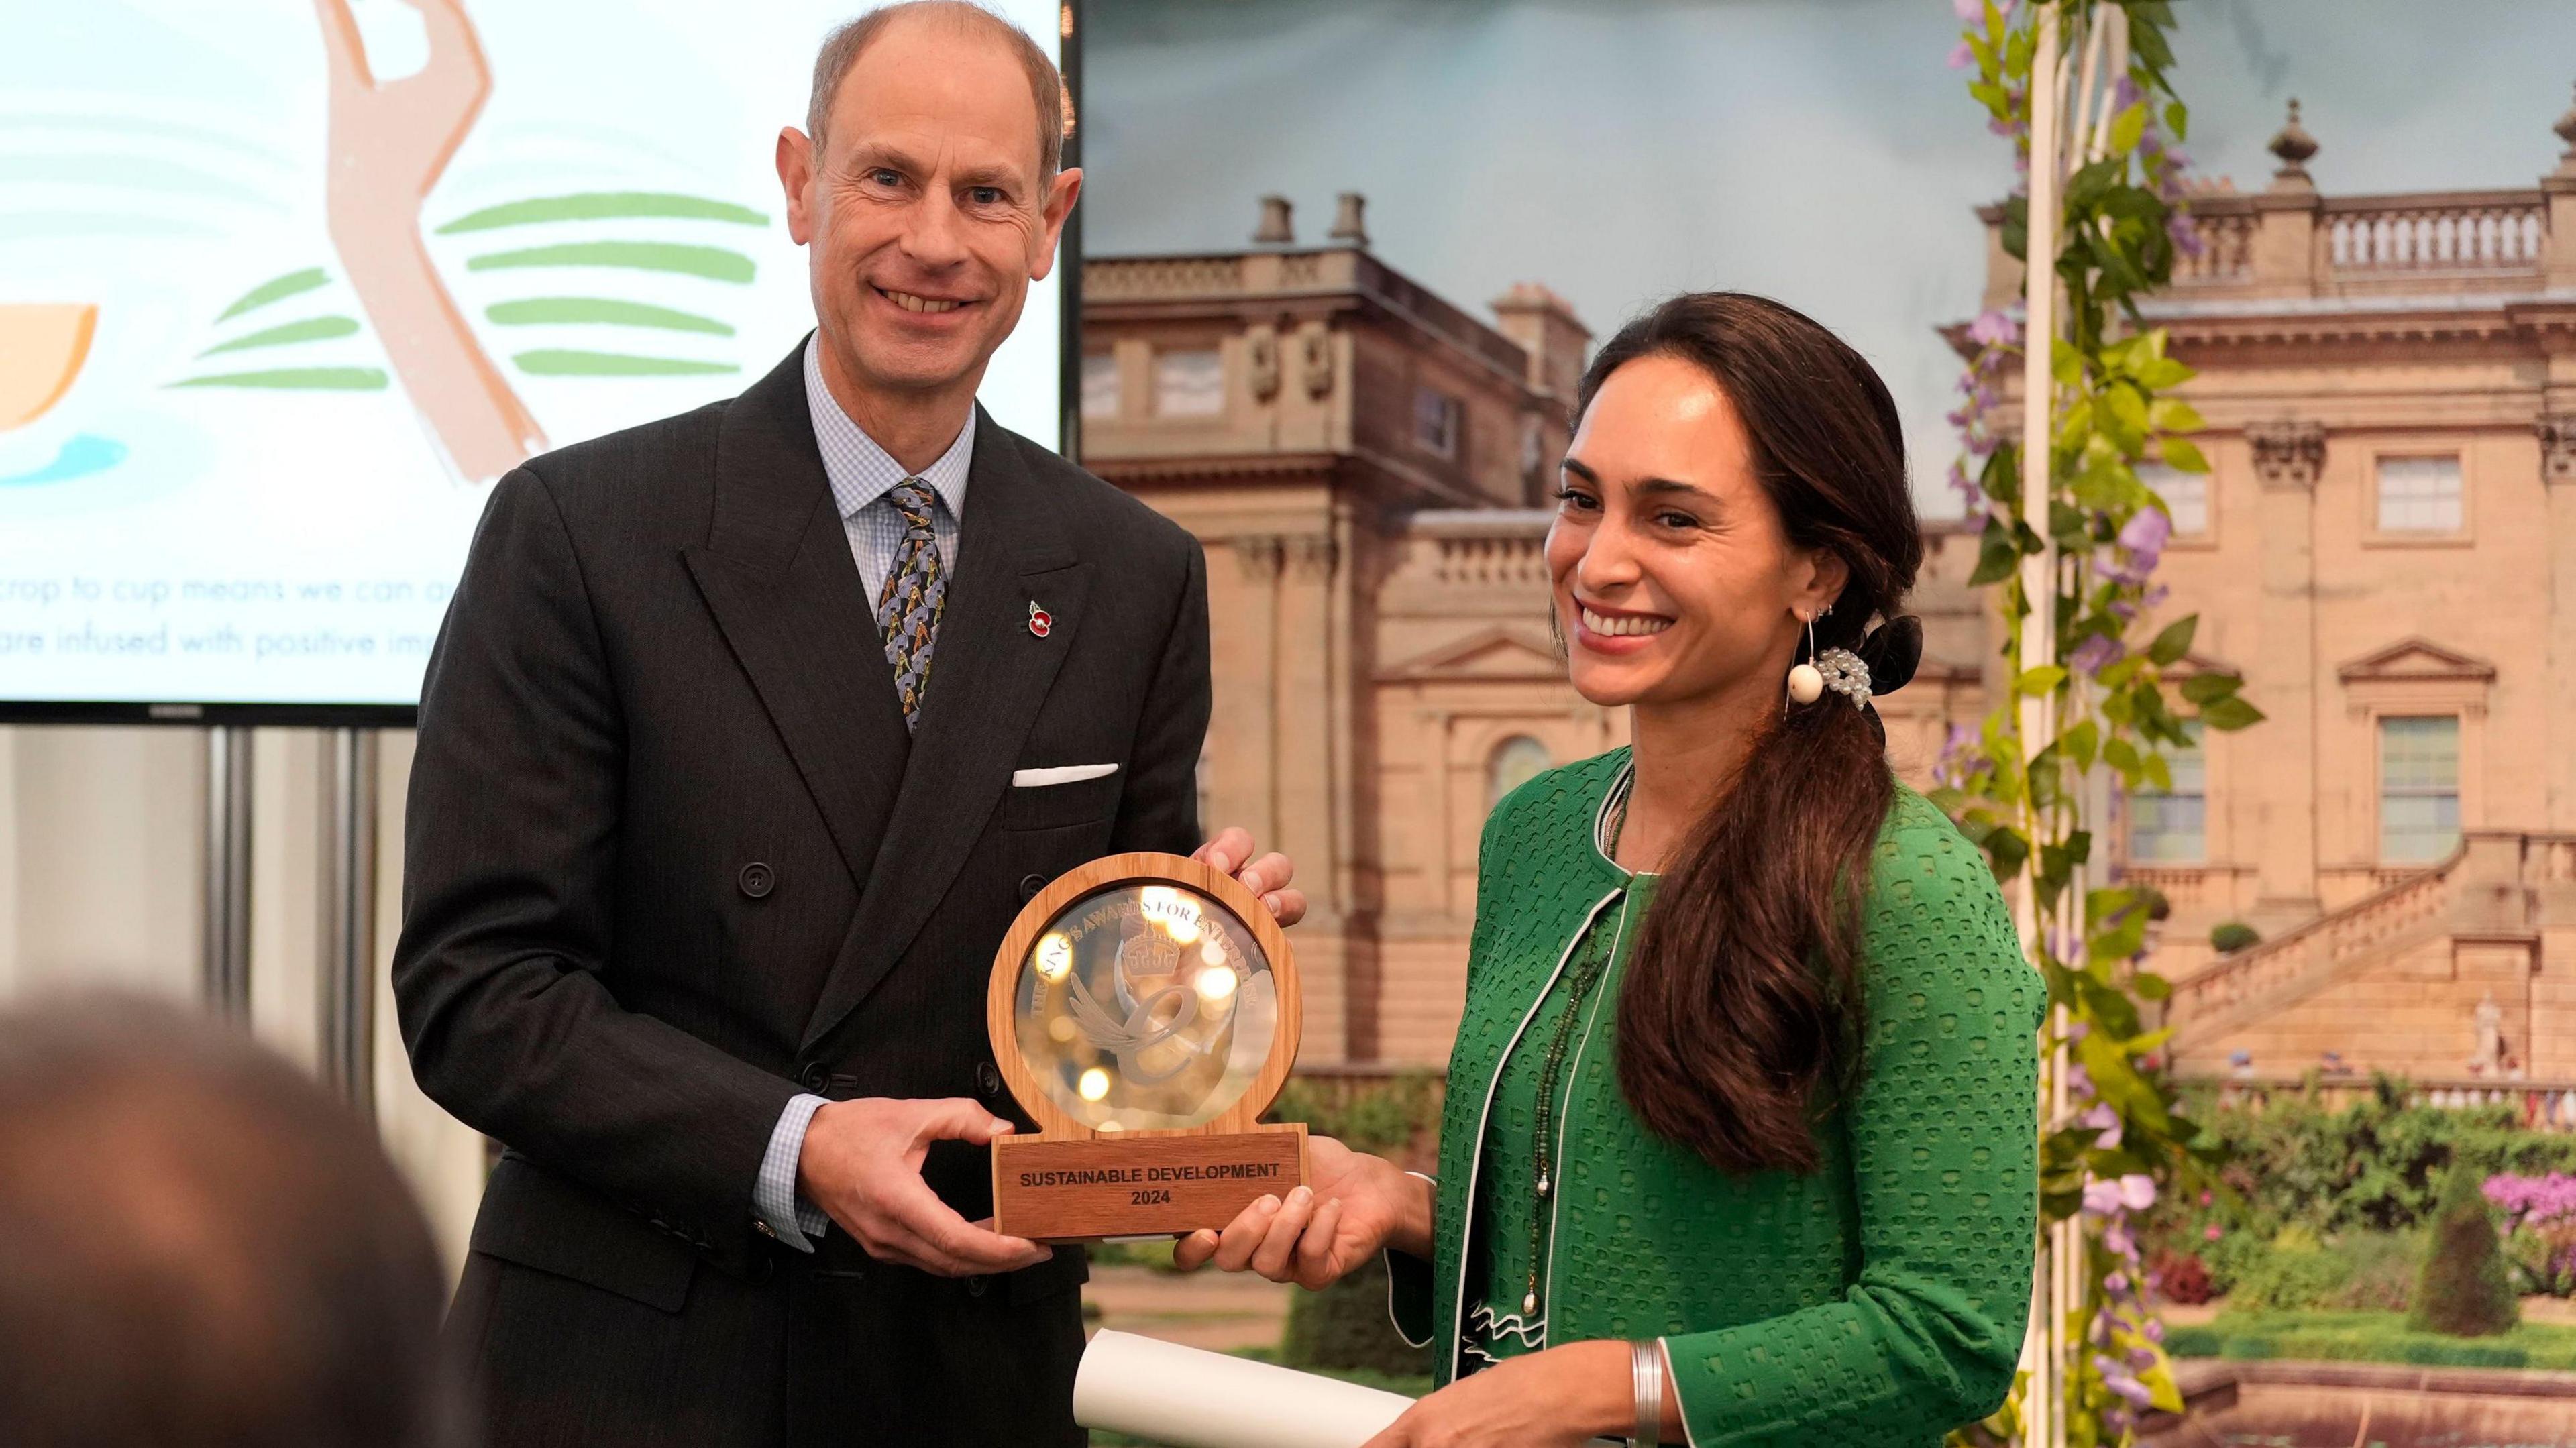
[{"x1": 1177, "y1": 292, "x2": 2043, "y2": 1447}]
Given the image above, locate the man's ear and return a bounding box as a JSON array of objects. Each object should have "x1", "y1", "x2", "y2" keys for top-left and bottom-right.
[
  {"x1": 777, "y1": 127, "x2": 817, "y2": 245},
  {"x1": 1029, "y1": 166, "x2": 1083, "y2": 282}
]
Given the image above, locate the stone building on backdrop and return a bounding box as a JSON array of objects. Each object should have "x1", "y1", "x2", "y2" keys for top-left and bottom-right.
[
  {"x1": 1078, "y1": 193, "x2": 1991, "y2": 1067},
  {"x1": 1957, "y1": 95, "x2": 2576, "y2": 1103}
]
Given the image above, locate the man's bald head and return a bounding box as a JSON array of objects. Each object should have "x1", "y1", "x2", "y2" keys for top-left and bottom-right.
[
  {"x1": 0, "y1": 995, "x2": 453, "y2": 1448},
  {"x1": 807, "y1": 1, "x2": 1067, "y2": 176}
]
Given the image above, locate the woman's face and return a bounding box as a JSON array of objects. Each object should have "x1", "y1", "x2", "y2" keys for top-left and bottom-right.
[{"x1": 1546, "y1": 353, "x2": 1841, "y2": 711}]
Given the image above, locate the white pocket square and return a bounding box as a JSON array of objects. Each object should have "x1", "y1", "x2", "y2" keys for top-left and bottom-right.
[{"x1": 1011, "y1": 763, "x2": 1118, "y2": 787}]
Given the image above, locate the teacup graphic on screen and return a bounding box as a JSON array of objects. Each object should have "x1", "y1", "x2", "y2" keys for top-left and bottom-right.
[{"x1": 0, "y1": 304, "x2": 96, "y2": 433}]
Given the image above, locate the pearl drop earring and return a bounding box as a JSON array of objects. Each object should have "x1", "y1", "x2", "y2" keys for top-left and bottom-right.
[{"x1": 1787, "y1": 609, "x2": 1825, "y2": 705}]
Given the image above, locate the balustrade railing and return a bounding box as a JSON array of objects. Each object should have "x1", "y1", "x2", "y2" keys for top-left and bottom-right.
[
  {"x1": 1430, "y1": 534, "x2": 1548, "y2": 588},
  {"x1": 2324, "y1": 196, "x2": 2546, "y2": 274},
  {"x1": 2173, "y1": 208, "x2": 2254, "y2": 283},
  {"x1": 2165, "y1": 849, "x2": 2458, "y2": 1036}
]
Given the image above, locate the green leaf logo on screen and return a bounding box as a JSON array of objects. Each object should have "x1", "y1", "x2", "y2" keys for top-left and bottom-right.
[
  {"x1": 444, "y1": 190, "x2": 765, "y2": 379},
  {"x1": 176, "y1": 191, "x2": 764, "y2": 392}
]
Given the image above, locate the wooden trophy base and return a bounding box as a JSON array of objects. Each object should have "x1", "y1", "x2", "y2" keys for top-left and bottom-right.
[{"x1": 990, "y1": 1122, "x2": 1308, "y2": 1242}]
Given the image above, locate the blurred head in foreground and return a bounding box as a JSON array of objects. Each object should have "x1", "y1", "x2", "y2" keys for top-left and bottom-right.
[{"x1": 0, "y1": 994, "x2": 455, "y2": 1448}]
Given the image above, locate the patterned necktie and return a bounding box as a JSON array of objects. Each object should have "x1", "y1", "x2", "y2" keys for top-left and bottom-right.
[{"x1": 875, "y1": 479, "x2": 947, "y2": 730}]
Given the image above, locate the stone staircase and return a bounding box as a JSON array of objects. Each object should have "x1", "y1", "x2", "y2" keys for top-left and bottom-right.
[{"x1": 2161, "y1": 832, "x2": 2576, "y2": 1055}]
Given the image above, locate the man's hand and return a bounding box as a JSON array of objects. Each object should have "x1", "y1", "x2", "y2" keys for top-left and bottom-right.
[
  {"x1": 1194, "y1": 827, "x2": 1307, "y2": 926},
  {"x1": 796, "y1": 1097, "x2": 1051, "y2": 1277}
]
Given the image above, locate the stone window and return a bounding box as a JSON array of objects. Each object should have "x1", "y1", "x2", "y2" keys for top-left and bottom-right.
[
  {"x1": 1487, "y1": 735, "x2": 1550, "y2": 809},
  {"x1": 2128, "y1": 724, "x2": 2204, "y2": 862},
  {"x1": 1153, "y1": 347, "x2": 1224, "y2": 417},
  {"x1": 1080, "y1": 351, "x2": 1120, "y2": 421},
  {"x1": 1413, "y1": 384, "x2": 1462, "y2": 459},
  {"x1": 2139, "y1": 461, "x2": 2207, "y2": 537},
  {"x1": 2375, "y1": 455, "x2": 2463, "y2": 533},
  {"x1": 2378, "y1": 715, "x2": 2461, "y2": 862}
]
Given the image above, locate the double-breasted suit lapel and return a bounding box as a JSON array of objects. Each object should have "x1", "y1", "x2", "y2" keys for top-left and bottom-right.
[
  {"x1": 801, "y1": 414, "x2": 1091, "y2": 1050},
  {"x1": 682, "y1": 351, "x2": 913, "y2": 899},
  {"x1": 679, "y1": 349, "x2": 1093, "y2": 1053}
]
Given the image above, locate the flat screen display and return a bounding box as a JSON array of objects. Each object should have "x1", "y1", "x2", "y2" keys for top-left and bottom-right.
[{"x1": 0, "y1": 0, "x2": 1070, "y2": 718}]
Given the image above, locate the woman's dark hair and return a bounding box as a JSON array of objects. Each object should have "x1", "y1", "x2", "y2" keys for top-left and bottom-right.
[{"x1": 1582, "y1": 292, "x2": 1926, "y2": 1176}]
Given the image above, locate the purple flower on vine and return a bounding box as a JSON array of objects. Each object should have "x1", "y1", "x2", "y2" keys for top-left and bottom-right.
[
  {"x1": 2080, "y1": 1101, "x2": 2123, "y2": 1149},
  {"x1": 2081, "y1": 1174, "x2": 2155, "y2": 1216},
  {"x1": 1947, "y1": 39, "x2": 1974, "y2": 69},
  {"x1": 1966, "y1": 309, "x2": 2020, "y2": 349},
  {"x1": 2070, "y1": 633, "x2": 2126, "y2": 679},
  {"x1": 2168, "y1": 212, "x2": 2206, "y2": 258},
  {"x1": 2093, "y1": 1355, "x2": 2156, "y2": 1410},
  {"x1": 2106, "y1": 507, "x2": 2170, "y2": 586}
]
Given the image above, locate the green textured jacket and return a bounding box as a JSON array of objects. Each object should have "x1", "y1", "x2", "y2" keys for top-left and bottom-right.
[{"x1": 1388, "y1": 748, "x2": 2043, "y2": 1446}]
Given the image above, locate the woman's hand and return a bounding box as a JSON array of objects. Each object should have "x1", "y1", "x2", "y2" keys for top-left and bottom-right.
[
  {"x1": 1171, "y1": 1135, "x2": 1429, "y2": 1288},
  {"x1": 1360, "y1": 1340, "x2": 1635, "y2": 1447}
]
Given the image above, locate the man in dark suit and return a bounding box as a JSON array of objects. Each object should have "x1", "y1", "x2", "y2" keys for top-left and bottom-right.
[{"x1": 392, "y1": 5, "x2": 1303, "y2": 1444}]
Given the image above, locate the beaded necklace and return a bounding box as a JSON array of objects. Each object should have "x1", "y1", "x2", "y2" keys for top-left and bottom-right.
[{"x1": 1510, "y1": 782, "x2": 1633, "y2": 1319}]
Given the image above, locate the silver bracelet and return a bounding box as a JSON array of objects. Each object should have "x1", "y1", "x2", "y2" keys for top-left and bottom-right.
[{"x1": 1629, "y1": 1338, "x2": 1664, "y2": 1447}]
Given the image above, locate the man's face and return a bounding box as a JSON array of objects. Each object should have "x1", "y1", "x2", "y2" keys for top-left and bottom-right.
[{"x1": 779, "y1": 18, "x2": 1080, "y2": 400}]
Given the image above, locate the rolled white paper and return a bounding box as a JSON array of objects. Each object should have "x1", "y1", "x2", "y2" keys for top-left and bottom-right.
[
  {"x1": 1074, "y1": 1329, "x2": 1415, "y2": 1448},
  {"x1": 1075, "y1": 1329, "x2": 1623, "y2": 1447}
]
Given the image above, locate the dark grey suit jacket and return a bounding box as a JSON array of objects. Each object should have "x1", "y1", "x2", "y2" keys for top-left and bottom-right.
[{"x1": 394, "y1": 343, "x2": 1209, "y2": 1447}]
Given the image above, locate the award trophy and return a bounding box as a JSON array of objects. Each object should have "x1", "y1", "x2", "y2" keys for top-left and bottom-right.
[{"x1": 985, "y1": 852, "x2": 1306, "y2": 1241}]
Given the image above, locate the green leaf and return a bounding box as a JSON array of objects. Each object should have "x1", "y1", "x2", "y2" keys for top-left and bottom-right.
[
  {"x1": 215, "y1": 266, "x2": 327, "y2": 321},
  {"x1": 2141, "y1": 751, "x2": 2174, "y2": 793},
  {"x1": 2178, "y1": 671, "x2": 2238, "y2": 705},
  {"x1": 2160, "y1": 437, "x2": 2210, "y2": 473},
  {"x1": 2108, "y1": 101, "x2": 2147, "y2": 156},
  {"x1": 1985, "y1": 826, "x2": 2030, "y2": 882},
  {"x1": 2146, "y1": 614, "x2": 2197, "y2": 666},
  {"x1": 437, "y1": 191, "x2": 767, "y2": 234},
  {"x1": 2077, "y1": 1032, "x2": 2173, "y2": 1132},
  {"x1": 2078, "y1": 974, "x2": 2143, "y2": 1038},
  {"x1": 2133, "y1": 971, "x2": 2174, "y2": 1001},
  {"x1": 2147, "y1": 397, "x2": 2204, "y2": 433},
  {"x1": 2165, "y1": 100, "x2": 2190, "y2": 143},
  {"x1": 2200, "y1": 694, "x2": 2266, "y2": 730},
  {"x1": 196, "y1": 313, "x2": 361, "y2": 358},
  {"x1": 2049, "y1": 500, "x2": 2092, "y2": 548},
  {"x1": 1970, "y1": 515, "x2": 2021, "y2": 587},
  {"x1": 2063, "y1": 718, "x2": 2100, "y2": 773},
  {"x1": 2134, "y1": 355, "x2": 2193, "y2": 390},
  {"x1": 2018, "y1": 664, "x2": 2068, "y2": 696}
]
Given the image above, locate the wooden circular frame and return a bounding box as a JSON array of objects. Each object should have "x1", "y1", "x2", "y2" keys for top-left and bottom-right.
[{"x1": 985, "y1": 851, "x2": 1301, "y2": 1141}]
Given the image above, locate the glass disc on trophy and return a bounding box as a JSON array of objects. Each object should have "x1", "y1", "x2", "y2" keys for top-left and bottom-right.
[{"x1": 1011, "y1": 879, "x2": 1281, "y2": 1133}]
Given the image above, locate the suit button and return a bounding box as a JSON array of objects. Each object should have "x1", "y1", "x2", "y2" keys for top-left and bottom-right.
[
  {"x1": 801, "y1": 1063, "x2": 828, "y2": 1091},
  {"x1": 965, "y1": 1275, "x2": 988, "y2": 1297},
  {"x1": 739, "y1": 862, "x2": 775, "y2": 899},
  {"x1": 976, "y1": 1061, "x2": 1003, "y2": 1097},
  {"x1": 1018, "y1": 873, "x2": 1047, "y2": 901}
]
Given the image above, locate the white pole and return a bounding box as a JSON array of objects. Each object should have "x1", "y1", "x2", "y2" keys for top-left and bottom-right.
[{"x1": 2016, "y1": 5, "x2": 2064, "y2": 1447}]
